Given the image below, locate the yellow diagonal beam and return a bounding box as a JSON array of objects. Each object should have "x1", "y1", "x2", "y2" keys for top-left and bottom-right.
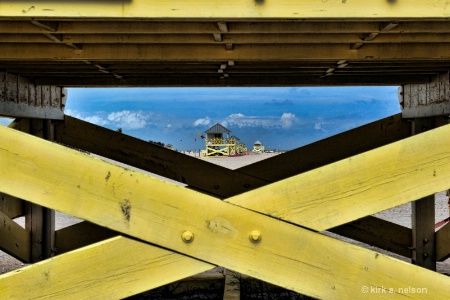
[
  {"x1": 0, "y1": 236, "x2": 213, "y2": 299},
  {"x1": 230, "y1": 123, "x2": 450, "y2": 231},
  {"x1": 0, "y1": 0, "x2": 449, "y2": 18},
  {"x1": 1, "y1": 125, "x2": 450, "y2": 299}
]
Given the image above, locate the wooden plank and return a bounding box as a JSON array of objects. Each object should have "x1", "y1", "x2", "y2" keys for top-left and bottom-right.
[
  {"x1": 436, "y1": 222, "x2": 450, "y2": 262},
  {"x1": 55, "y1": 221, "x2": 117, "y2": 255},
  {"x1": 1, "y1": 0, "x2": 449, "y2": 19},
  {"x1": 0, "y1": 236, "x2": 213, "y2": 300},
  {"x1": 0, "y1": 193, "x2": 24, "y2": 219},
  {"x1": 2, "y1": 43, "x2": 450, "y2": 61},
  {"x1": 0, "y1": 210, "x2": 30, "y2": 262},
  {"x1": 229, "y1": 122, "x2": 450, "y2": 231},
  {"x1": 329, "y1": 216, "x2": 412, "y2": 258},
  {"x1": 1, "y1": 125, "x2": 450, "y2": 298},
  {"x1": 53, "y1": 115, "x2": 268, "y2": 198}
]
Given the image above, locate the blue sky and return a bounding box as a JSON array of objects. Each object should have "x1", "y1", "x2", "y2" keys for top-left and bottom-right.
[{"x1": 1, "y1": 87, "x2": 401, "y2": 151}]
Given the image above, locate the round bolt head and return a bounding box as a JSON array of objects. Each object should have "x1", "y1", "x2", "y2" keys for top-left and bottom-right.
[
  {"x1": 182, "y1": 231, "x2": 194, "y2": 243},
  {"x1": 249, "y1": 230, "x2": 262, "y2": 243}
]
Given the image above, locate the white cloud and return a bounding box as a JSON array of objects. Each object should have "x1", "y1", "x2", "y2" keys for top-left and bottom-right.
[
  {"x1": 223, "y1": 112, "x2": 298, "y2": 129},
  {"x1": 65, "y1": 109, "x2": 109, "y2": 126},
  {"x1": 279, "y1": 113, "x2": 295, "y2": 128},
  {"x1": 107, "y1": 110, "x2": 147, "y2": 129},
  {"x1": 193, "y1": 117, "x2": 211, "y2": 127}
]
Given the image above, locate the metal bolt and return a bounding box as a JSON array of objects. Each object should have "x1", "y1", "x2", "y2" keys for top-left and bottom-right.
[
  {"x1": 181, "y1": 231, "x2": 194, "y2": 243},
  {"x1": 423, "y1": 238, "x2": 428, "y2": 244},
  {"x1": 423, "y1": 252, "x2": 429, "y2": 258},
  {"x1": 249, "y1": 230, "x2": 262, "y2": 243}
]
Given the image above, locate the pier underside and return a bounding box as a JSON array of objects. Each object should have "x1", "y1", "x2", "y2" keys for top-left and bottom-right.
[{"x1": 1, "y1": 1, "x2": 450, "y2": 299}]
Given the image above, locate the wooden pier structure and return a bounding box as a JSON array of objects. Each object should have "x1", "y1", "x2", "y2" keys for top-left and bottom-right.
[{"x1": 1, "y1": 1, "x2": 450, "y2": 299}]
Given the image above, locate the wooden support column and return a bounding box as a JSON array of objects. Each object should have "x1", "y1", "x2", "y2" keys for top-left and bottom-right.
[
  {"x1": 411, "y1": 118, "x2": 437, "y2": 270},
  {"x1": 25, "y1": 119, "x2": 55, "y2": 262},
  {"x1": 223, "y1": 269, "x2": 240, "y2": 300}
]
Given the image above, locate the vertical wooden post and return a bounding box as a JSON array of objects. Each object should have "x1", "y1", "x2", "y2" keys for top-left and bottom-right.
[
  {"x1": 223, "y1": 269, "x2": 240, "y2": 300},
  {"x1": 412, "y1": 196, "x2": 436, "y2": 270},
  {"x1": 411, "y1": 118, "x2": 436, "y2": 270},
  {"x1": 25, "y1": 118, "x2": 55, "y2": 262}
]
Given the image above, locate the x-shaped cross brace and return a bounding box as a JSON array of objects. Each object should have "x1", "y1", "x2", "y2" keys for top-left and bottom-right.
[{"x1": 1, "y1": 120, "x2": 450, "y2": 299}]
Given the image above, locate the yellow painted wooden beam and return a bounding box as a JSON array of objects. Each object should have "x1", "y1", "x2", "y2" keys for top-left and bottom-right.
[
  {"x1": 0, "y1": 236, "x2": 213, "y2": 299},
  {"x1": 0, "y1": 210, "x2": 30, "y2": 262},
  {"x1": 0, "y1": 1, "x2": 449, "y2": 19},
  {"x1": 1, "y1": 125, "x2": 450, "y2": 298},
  {"x1": 230, "y1": 123, "x2": 450, "y2": 231}
]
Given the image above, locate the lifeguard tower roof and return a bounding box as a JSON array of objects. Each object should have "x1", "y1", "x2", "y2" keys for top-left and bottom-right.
[{"x1": 205, "y1": 123, "x2": 231, "y2": 134}]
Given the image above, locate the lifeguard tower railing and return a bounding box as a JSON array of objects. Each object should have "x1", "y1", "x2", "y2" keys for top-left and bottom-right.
[{"x1": 205, "y1": 137, "x2": 236, "y2": 156}]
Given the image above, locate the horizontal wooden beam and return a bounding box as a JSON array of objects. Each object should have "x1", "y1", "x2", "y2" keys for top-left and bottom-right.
[
  {"x1": 32, "y1": 74, "x2": 434, "y2": 87},
  {"x1": 1, "y1": 1, "x2": 449, "y2": 18},
  {"x1": 0, "y1": 210, "x2": 30, "y2": 262},
  {"x1": 2, "y1": 21, "x2": 450, "y2": 34},
  {"x1": 4, "y1": 33, "x2": 450, "y2": 44},
  {"x1": 1, "y1": 44, "x2": 450, "y2": 60},
  {"x1": 1, "y1": 125, "x2": 450, "y2": 298}
]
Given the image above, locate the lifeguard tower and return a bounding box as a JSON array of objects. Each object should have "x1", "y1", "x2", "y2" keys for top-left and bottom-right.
[
  {"x1": 204, "y1": 123, "x2": 235, "y2": 157},
  {"x1": 252, "y1": 140, "x2": 265, "y2": 153},
  {"x1": 229, "y1": 135, "x2": 247, "y2": 155}
]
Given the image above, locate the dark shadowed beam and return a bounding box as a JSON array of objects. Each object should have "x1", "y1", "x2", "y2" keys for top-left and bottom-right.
[
  {"x1": 33, "y1": 74, "x2": 433, "y2": 87},
  {"x1": 53, "y1": 115, "x2": 268, "y2": 199},
  {"x1": 237, "y1": 114, "x2": 413, "y2": 181}
]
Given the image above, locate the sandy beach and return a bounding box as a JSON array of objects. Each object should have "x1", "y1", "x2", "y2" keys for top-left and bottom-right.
[{"x1": 2, "y1": 152, "x2": 449, "y2": 277}]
